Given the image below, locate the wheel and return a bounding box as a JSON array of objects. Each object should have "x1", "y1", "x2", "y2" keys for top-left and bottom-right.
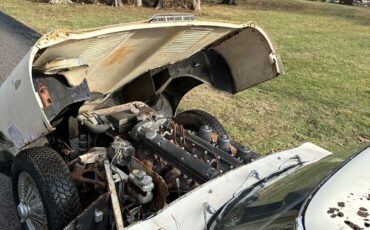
[
  {"x1": 175, "y1": 109, "x2": 259, "y2": 162},
  {"x1": 174, "y1": 109, "x2": 227, "y2": 135},
  {"x1": 12, "y1": 147, "x2": 80, "y2": 230}
]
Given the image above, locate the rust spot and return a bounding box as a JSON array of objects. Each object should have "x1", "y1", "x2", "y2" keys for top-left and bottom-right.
[
  {"x1": 38, "y1": 30, "x2": 71, "y2": 47},
  {"x1": 104, "y1": 46, "x2": 135, "y2": 66},
  {"x1": 46, "y1": 30, "x2": 70, "y2": 41},
  {"x1": 338, "y1": 202, "x2": 345, "y2": 207},
  {"x1": 38, "y1": 85, "x2": 52, "y2": 107},
  {"x1": 142, "y1": 160, "x2": 154, "y2": 170},
  {"x1": 230, "y1": 144, "x2": 237, "y2": 156},
  {"x1": 327, "y1": 207, "x2": 339, "y2": 214},
  {"x1": 357, "y1": 209, "x2": 369, "y2": 218},
  {"x1": 71, "y1": 163, "x2": 106, "y2": 188},
  {"x1": 211, "y1": 132, "x2": 219, "y2": 144},
  {"x1": 344, "y1": 220, "x2": 364, "y2": 230}
]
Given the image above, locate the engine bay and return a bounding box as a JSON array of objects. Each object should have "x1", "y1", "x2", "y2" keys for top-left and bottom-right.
[
  {"x1": 0, "y1": 17, "x2": 285, "y2": 230},
  {"x1": 50, "y1": 101, "x2": 255, "y2": 226}
]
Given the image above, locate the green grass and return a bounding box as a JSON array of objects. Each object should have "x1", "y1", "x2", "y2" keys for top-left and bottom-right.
[{"x1": 0, "y1": 0, "x2": 369, "y2": 154}]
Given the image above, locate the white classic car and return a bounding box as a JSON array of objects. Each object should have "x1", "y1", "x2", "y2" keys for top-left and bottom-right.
[{"x1": 1, "y1": 13, "x2": 368, "y2": 230}]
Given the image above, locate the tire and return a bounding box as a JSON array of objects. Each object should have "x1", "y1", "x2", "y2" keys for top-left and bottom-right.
[
  {"x1": 174, "y1": 109, "x2": 227, "y2": 135},
  {"x1": 12, "y1": 147, "x2": 80, "y2": 230}
]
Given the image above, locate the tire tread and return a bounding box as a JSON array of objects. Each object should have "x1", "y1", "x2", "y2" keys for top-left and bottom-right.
[
  {"x1": 12, "y1": 147, "x2": 80, "y2": 230},
  {"x1": 175, "y1": 109, "x2": 227, "y2": 135}
]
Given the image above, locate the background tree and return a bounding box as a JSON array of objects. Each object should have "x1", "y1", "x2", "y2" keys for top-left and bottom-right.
[{"x1": 43, "y1": 0, "x2": 201, "y2": 10}]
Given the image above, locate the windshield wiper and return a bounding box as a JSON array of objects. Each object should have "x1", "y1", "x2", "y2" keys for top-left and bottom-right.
[{"x1": 208, "y1": 160, "x2": 305, "y2": 229}]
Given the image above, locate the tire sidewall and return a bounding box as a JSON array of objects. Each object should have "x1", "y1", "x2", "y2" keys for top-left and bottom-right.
[
  {"x1": 12, "y1": 151, "x2": 56, "y2": 230},
  {"x1": 12, "y1": 148, "x2": 77, "y2": 230}
]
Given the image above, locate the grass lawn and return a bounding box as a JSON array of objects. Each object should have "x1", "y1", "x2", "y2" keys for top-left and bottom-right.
[{"x1": 0, "y1": 0, "x2": 369, "y2": 154}]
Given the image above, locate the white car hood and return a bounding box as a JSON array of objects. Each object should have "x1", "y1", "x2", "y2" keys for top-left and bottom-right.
[{"x1": 32, "y1": 19, "x2": 283, "y2": 94}]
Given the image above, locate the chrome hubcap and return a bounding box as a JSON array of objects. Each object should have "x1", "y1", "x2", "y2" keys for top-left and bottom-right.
[
  {"x1": 18, "y1": 172, "x2": 48, "y2": 230},
  {"x1": 17, "y1": 201, "x2": 31, "y2": 219}
]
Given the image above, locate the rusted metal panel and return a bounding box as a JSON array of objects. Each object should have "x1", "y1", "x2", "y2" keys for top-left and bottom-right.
[{"x1": 0, "y1": 49, "x2": 53, "y2": 151}]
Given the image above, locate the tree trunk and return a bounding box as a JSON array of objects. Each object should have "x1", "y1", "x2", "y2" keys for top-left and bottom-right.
[
  {"x1": 193, "y1": 0, "x2": 200, "y2": 10},
  {"x1": 155, "y1": 0, "x2": 163, "y2": 9}
]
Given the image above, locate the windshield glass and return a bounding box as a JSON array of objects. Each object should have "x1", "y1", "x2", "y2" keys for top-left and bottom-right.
[{"x1": 210, "y1": 144, "x2": 369, "y2": 230}]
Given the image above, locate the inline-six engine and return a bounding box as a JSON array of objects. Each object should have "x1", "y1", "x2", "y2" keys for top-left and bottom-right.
[{"x1": 70, "y1": 101, "x2": 255, "y2": 224}]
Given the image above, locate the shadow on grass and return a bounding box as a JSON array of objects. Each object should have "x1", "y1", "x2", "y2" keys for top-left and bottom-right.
[{"x1": 206, "y1": 0, "x2": 370, "y2": 26}]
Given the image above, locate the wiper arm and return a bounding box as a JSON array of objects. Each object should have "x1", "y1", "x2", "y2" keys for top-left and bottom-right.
[
  {"x1": 208, "y1": 161, "x2": 305, "y2": 229},
  {"x1": 278, "y1": 154, "x2": 305, "y2": 170},
  {"x1": 233, "y1": 169, "x2": 263, "y2": 197}
]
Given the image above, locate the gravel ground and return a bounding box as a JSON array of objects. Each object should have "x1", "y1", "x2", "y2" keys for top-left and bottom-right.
[
  {"x1": 0, "y1": 173, "x2": 19, "y2": 229},
  {"x1": 0, "y1": 11, "x2": 40, "y2": 229}
]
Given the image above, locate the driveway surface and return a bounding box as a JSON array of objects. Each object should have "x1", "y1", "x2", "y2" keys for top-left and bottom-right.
[
  {"x1": 0, "y1": 11, "x2": 40, "y2": 86},
  {"x1": 0, "y1": 11, "x2": 40, "y2": 229}
]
